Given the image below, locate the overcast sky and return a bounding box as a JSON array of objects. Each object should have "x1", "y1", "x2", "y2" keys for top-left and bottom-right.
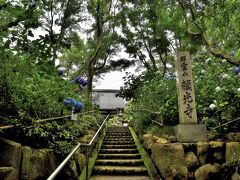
[
  {"x1": 94, "y1": 71, "x2": 125, "y2": 89},
  {"x1": 94, "y1": 64, "x2": 143, "y2": 90},
  {"x1": 32, "y1": 6, "x2": 138, "y2": 91}
]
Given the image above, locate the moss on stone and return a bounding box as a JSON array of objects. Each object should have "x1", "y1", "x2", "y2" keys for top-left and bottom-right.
[
  {"x1": 129, "y1": 127, "x2": 160, "y2": 180},
  {"x1": 219, "y1": 159, "x2": 240, "y2": 179},
  {"x1": 148, "y1": 125, "x2": 174, "y2": 137},
  {"x1": 79, "y1": 129, "x2": 105, "y2": 180},
  {"x1": 226, "y1": 142, "x2": 240, "y2": 163}
]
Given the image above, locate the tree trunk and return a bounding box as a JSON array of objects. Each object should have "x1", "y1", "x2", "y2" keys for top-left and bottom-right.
[
  {"x1": 87, "y1": 62, "x2": 94, "y2": 100},
  {"x1": 86, "y1": 0, "x2": 102, "y2": 100}
]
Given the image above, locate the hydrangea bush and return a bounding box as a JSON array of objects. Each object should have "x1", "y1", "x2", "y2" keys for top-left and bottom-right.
[
  {"x1": 124, "y1": 53, "x2": 240, "y2": 135},
  {"x1": 193, "y1": 54, "x2": 240, "y2": 133}
]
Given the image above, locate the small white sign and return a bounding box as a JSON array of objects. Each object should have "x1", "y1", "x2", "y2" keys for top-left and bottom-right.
[{"x1": 71, "y1": 108, "x2": 78, "y2": 121}]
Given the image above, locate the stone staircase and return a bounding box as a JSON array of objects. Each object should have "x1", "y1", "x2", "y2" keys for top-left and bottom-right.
[{"x1": 90, "y1": 126, "x2": 150, "y2": 180}]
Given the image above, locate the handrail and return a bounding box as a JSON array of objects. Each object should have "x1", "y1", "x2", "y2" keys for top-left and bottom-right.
[
  {"x1": 47, "y1": 114, "x2": 110, "y2": 180},
  {"x1": 88, "y1": 115, "x2": 109, "y2": 146},
  {"x1": 0, "y1": 110, "x2": 97, "y2": 130},
  {"x1": 47, "y1": 143, "x2": 81, "y2": 180},
  {"x1": 0, "y1": 115, "x2": 71, "y2": 130},
  {"x1": 212, "y1": 117, "x2": 240, "y2": 130}
]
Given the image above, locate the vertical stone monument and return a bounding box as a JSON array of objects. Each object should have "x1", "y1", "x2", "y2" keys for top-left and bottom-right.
[{"x1": 174, "y1": 51, "x2": 207, "y2": 142}]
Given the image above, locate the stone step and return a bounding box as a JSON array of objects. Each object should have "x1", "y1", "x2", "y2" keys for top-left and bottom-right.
[
  {"x1": 103, "y1": 141, "x2": 135, "y2": 145},
  {"x1": 107, "y1": 127, "x2": 129, "y2": 131},
  {"x1": 104, "y1": 135, "x2": 132, "y2": 138},
  {"x1": 90, "y1": 175, "x2": 151, "y2": 180},
  {"x1": 92, "y1": 165, "x2": 148, "y2": 175},
  {"x1": 104, "y1": 138, "x2": 133, "y2": 141},
  {"x1": 104, "y1": 139, "x2": 134, "y2": 141},
  {"x1": 107, "y1": 127, "x2": 129, "y2": 130},
  {"x1": 105, "y1": 133, "x2": 131, "y2": 136},
  {"x1": 105, "y1": 136, "x2": 133, "y2": 138},
  {"x1": 101, "y1": 144, "x2": 136, "y2": 149},
  {"x1": 105, "y1": 132, "x2": 131, "y2": 134},
  {"x1": 107, "y1": 129, "x2": 130, "y2": 132},
  {"x1": 95, "y1": 159, "x2": 144, "y2": 166},
  {"x1": 107, "y1": 130, "x2": 130, "y2": 132},
  {"x1": 99, "y1": 149, "x2": 138, "y2": 154},
  {"x1": 98, "y1": 153, "x2": 141, "y2": 159},
  {"x1": 107, "y1": 128, "x2": 130, "y2": 131},
  {"x1": 106, "y1": 133, "x2": 132, "y2": 136},
  {"x1": 90, "y1": 126, "x2": 150, "y2": 179}
]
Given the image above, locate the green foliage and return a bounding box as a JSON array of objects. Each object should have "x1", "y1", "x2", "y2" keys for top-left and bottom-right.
[
  {"x1": 129, "y1": 127, "x2": 159, "y2": 179},
  {"x1": 123, "y1": 70, "x2": 178, "y2": 132},
  {"x1": 118, "y1": 73, "x2": 145, "y2": 100},
  {"x1": 192, "y1": 54, "x2": 240, "y2": 133},
  {"x1": 1, "y1": 0, "x2": 240, "y2": 157},
  {"x1": 0, "y1": 53, "x2": 79, "y2": 120},
  {"x1": 107, "y1": 115, "x2": 119, "y2": 126},
  {"x1": 79, "y1": 125, "x2": 104, "y2": 180},
  {"x1": 60, "y1": 34, "x2": 87, "y2": 77},
  {"x1": 7, "y1": 111, "x2": 103, "y2": 158},
  {"x1": 120, "y1": 1, "x2": 240, "y2": 136},
  {"x1": 0, "y1": 0, "x2": 103, "y2": 158},
  {"x1": 119, "y1": 0, "x2": 171, "y2": 73},
  {"x1": 124, "y1": 53, "x2": 240, "y2": 136}
]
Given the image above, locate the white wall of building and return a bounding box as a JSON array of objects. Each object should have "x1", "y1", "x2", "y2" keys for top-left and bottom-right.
[{"x1": 92, "y1": 89, "x2": 126, "y2": 110}]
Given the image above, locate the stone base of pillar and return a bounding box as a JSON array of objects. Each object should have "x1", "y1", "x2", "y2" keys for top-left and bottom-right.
[{"x1": 174, "y1": 124, "x2": 208, "y2": 143}]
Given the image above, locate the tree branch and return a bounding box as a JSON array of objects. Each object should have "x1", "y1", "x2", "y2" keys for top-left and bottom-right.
[
  {"x1": 94, "y1": 39, "x2": 112, "y2": 71},
  {"x1": 49, "y1": 0, "x2": 54, "y2": 36},
  {"x1": 138, "y1": 13, "x2": 158, "y2": 72},
  {"x1": 0, "y1": 1, "x2": 37, "y2": 32},
  {"x1": 134, "y1": 46, "x2": 153, "y2": 72},
  {"x1": 178, "y1": 0, "x2": 239, "y2": 66},
  {"x1": 144, "y1": 37, "x2": 158, "y2": 71},
  {"x1": 177, "y1": 0, "x2": 201, "y2": 36},
  {"x1": 89, "y1": 0, "x2": 102, "y2": 66},
  {"x1": 203, "y1": 34, "x2": 238, "y2": 65}
]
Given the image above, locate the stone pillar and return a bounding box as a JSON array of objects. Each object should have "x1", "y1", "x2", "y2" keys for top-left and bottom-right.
[
  {"x1": 174, "y1": 51, "x2": 207, "y2": 142},
  {"x1": 113, "y1": 109, "x2": 123, "y2": 126}
]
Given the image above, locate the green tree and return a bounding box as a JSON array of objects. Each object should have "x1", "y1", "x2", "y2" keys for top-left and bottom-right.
[
  {"x1": 85, "y1": 0, "x2": 120, "y2": 99},
  {"x1": 59, "y1": 32, "x2": 87, "y2": 77},
  {"x1": 171, "y1": 0, "x2": 240, "y2": 65},
  {"x1": 120, "y1": 0, "x2": 240, "y2": 135},
  {"x1": 119, "y1": 0, "x2": 173, "y2": 76}
]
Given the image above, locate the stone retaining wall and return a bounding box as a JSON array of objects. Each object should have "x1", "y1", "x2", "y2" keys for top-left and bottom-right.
[
  {"x1": 141, "y1": 133, "x2": 240, "y2": 179},
  {"x1": 0, "y1": 138, "x2": 86, "y2": 180}
]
